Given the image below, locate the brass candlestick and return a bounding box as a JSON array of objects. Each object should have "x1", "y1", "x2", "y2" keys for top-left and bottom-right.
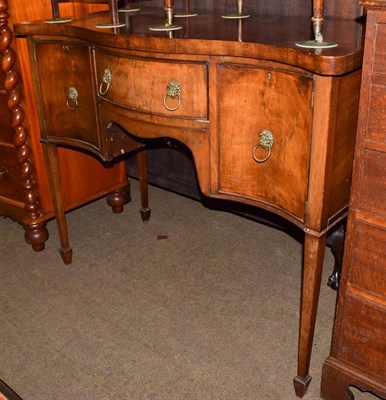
[
  {"x1": 295, "y1": 0, "x2": 338, "y2": 48},
  {"x1": 45, "y1": 0, "x2": 73, "y2": 23},
  {"x1": 222, "y1": 0, "x2": 250, "y2": 19},
  {"x1": 149, "y1": 0, "x2": 182, "y2": 31},
  {"x1": 175, "y1": 0, "x2": 197, "y2": 18},
  {"x1": 95, "y1": 0, "x2": 126, "y2": 28},
  {"x1": 118, "y1": 0, "x2": 140, "y2": 13}
]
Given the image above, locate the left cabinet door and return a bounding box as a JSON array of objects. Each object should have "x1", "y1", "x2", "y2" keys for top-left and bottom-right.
[{"x1": 34, "y1": 42, "x2": 101, "y2": 155}]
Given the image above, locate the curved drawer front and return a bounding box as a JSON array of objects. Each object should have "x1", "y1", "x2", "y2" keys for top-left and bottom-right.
[
  {"x1": 94, "y1": 50, "x2": 208, "y2": 119},
  {"x1": 218, "y1": 63, "x2": 313, "y2": 221},
  {"x1": 34, "y1": 42, "x2": 99, "y2": 150},
  {"x1": 0, "y1": 146, "x2": 24, "y2": 202}
]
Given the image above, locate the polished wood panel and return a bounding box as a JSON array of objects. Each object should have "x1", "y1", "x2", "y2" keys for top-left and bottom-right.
[
  {"x1": 321, "y1": 1, "x2": 386, "y2": 399},
  {"x1": 19, "y1": 12, "x2": 363, "y2": 76}
]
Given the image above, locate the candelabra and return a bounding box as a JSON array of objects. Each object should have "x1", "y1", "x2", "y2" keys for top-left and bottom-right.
[
  {"x1": 149, "y1": 0, "x2": 182, "y2": 31},
  {"x1": 118, "y1": 0, "x2": 140, "y2": 13},
  {"x1": 222, "y1": 0, "x2": 250, "y2": 19},
  {"x1": 295, "y1": 0, "x2": 338, "y2": 48}
]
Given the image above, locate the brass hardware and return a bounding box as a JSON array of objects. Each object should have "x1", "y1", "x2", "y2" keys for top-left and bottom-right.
[
  {"x1": 221, "y1": 0, "x2": 250, "y2": 19},
  {"x1": 163, "y1": 80, "x2": 181, "y2": 111},
  {"x1": 99, "y1": 68, "x2": 112, "y2": 96},
  {"x1": 267, "y1": 72, "x2": 272, "y2": 81},
  {"x1": 252, "y1": 130, "x2": 274, "y2": 163},
  {"x1": 165, "y1": 6, "x2": 173, "y2": 27},
  {"x1": 312, "y1": 17, "x2": 324, "y2": 43},
  {"x1": 66, "y1": 87, "x2": 78, "y2": 111},
  {"x1": 0, "y1": 167, "x2": 8, "y2": 181},
  {"x1": 149, "y1": 0, "x2": 182, "y2": 32}
]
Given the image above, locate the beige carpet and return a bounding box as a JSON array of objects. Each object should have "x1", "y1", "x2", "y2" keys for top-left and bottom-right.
[{"x1": 1, "y1": 180, "x2": 342, "y2": 399}]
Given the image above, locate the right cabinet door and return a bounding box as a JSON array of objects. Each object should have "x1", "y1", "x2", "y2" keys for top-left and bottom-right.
[{"x1": 218, "y1": 63, "x2": 314, "y2": 222}]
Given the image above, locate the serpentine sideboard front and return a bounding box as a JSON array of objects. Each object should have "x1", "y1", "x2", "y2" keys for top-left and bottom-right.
[{"x1": 15, "y1": 8, "x2": 363, "y2": 398}]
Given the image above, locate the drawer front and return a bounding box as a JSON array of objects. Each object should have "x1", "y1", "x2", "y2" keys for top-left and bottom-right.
[
  {"x1": 357, "y1": 149, "x2": 386, "y2": 219},
  {"x1": 0, "y1": 93, "x2": 14, "y2": 144},
  {"x1": 349, "y1": 220, "x2": 386, "y2": 297},
  {"x1": 338, "y1": 291, "x2": 386, "y2": 380},
  {"x1": 366, "y1": 75, "x2": 386, "y2": 145},
  {"x1": 94, "y1": 50, "x2": 208, "y2": 119},
  {"x1": 34, "y1": 42, "x2": 99, "y2": 149},
  {"x1": 0, "y1": 146, "x2": 24, "y2": 202},
  {"x1": 218, "y1": 64, "x2": 313, "y2": 220},
  {"x1": 373, "y1": 21, "x2": 386, "y2": 75}
]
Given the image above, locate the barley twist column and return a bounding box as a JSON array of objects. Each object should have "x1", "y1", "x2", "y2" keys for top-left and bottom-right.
[{"x1": 0, "y1": 0, "x2": 48, "y2": 251}]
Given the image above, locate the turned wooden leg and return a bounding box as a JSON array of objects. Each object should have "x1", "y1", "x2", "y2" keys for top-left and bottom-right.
[
  {"x1": 136, "y1": 149, "x2": 151, "y2": 222},
  {"x1": 327, "y1": 224, "x2": 345, "y2": 291},
  {"x1": 43, "y1": 143, "x2": 72, "y2": 264},
  {"x1": 24, "y1": 220, "x2": 49, "y2": 252},
  {"x1": 294, "y1": 232, "x2": 327, "y2": 397},
  {"x1": 107, "y1": 184, "x2": 131, "y2": 214}
]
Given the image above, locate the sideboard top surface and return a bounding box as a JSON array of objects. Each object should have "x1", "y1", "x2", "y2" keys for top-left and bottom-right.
[{"x1": 15, "y1": 9, "x2": 364, "y2": 75}]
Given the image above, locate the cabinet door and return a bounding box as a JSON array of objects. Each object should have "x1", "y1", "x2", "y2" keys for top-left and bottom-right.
[
  {"x1": 218, "y1": 63, "x2": 313, "y2": 221},
  {"x1": 34, "y1": 42, "x2": 100, "y2": 152}
]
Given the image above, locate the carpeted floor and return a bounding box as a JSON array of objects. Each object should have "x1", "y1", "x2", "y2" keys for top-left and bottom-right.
[{"x1": 0, "y1": 179, "x2": 362, "y2": 399}]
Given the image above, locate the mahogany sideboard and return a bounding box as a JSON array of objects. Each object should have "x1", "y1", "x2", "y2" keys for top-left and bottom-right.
[
  {"x1": 14, "y1": 4, "x2": 363, "y2": 398},
  {"x1": 0, "y1": 0, "x2": 139, "y2": 251},
  {"x1": 321, "y1": 1, "x2": 386, "y2": 399}
]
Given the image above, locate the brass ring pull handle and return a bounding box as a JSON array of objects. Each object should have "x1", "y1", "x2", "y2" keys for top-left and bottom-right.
[
  {"x1": 163, "y1": 80, "x2": 181, "y2": 111},
  {"x1": 252, "y1": 130, "x2": 274, "y2": 163},
  {"x1": 66, "y1": 87, "x2": 78, "y2": 111},
  {"x1": 99, "y1": 69, "x2": 112, "y2": 96},
  {"x1": 0, "y1": 167, "x2": 8, "y2": 181}
]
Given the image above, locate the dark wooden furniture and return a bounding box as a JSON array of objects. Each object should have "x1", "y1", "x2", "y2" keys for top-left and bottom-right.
[
  {"x1": 0, "y1": 0, "x2": 143, "y2": 252},
  {"x1": 0, "y1": 380, "x2": 23, "y2": 400},
  {"x1": 14, "y1": 1, "x2": 363, "y2": 397},
  {"x1": 320, "y1": 1, "x2": 386, "y2": 399}
]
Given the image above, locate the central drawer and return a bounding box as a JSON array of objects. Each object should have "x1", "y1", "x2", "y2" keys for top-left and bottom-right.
[{"x1": 93, "y1": 50, "x2": 208, "y2": 120}]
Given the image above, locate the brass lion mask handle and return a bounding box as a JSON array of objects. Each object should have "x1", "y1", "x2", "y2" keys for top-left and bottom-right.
[
  {"x1": 66, "y1": 87, "x2": 78, "y2": 111},
  {"x1": 99, "y1": 68, "x2": 112, "y2": 96},
  {"x1": 163, "y1": 80, "x2": 181, "y2": 111},
  {"x1": 252, "y1": 130, "x2": 274, "y2": 163}
]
